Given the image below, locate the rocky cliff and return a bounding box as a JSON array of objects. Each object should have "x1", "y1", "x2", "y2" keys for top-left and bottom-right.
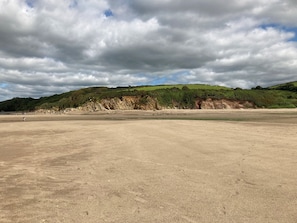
[
  {"x1": 36, "y1": 96, "x2": 255, "y2": 113},
  {"x1": 75, "y1": 97, "x2": 255, "y2": 112},
  {"x1": 197, "y1": 98, "x2": 254, "y2": 109},
  {"x1": 80, "y1": 96, "x2": 161, "y2": 111}
]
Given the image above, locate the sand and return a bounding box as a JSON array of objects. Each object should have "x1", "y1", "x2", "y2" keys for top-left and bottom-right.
[{"x1": 0, "y1": 109, "x2": 297, "y2": 222}]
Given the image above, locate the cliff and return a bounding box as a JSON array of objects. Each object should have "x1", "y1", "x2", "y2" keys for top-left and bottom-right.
[{"x1": 49, "y1": 96, "x2": 255, "y2": 113}]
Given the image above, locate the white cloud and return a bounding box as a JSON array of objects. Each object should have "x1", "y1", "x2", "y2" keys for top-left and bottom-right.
[{"x1": 1, "y1": 0, "x2": 297, "y2": 101}]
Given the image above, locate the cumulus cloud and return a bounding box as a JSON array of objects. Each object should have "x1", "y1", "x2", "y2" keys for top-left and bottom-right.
[{"x1": 1, "y1": 0, "x2": 297, "y2": 101}]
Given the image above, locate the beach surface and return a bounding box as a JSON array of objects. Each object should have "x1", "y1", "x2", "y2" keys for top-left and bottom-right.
[{"x1": 1, "y1": 109, "x2": 297, "y2": 222}]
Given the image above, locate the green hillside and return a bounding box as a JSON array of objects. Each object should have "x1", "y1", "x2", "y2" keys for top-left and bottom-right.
[
  {"x1": 1, "y1": 83, "x2": 297, "y2": 111},
  {"x1": 131, "y1": 84, "x2": 231, "y2": 91},
  {"x1": 268, "y1": 81, "x2": 297, "y2": 91}
]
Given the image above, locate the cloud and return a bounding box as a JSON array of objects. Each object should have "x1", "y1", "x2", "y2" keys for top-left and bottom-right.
[{"x1": 1, "y1": 0, "x2": 297, "y2": 101}]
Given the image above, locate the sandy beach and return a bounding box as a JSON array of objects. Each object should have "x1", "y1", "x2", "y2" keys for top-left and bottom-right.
[{"x1": 1, "y1": 109, "x2": 297, "y2": 222}]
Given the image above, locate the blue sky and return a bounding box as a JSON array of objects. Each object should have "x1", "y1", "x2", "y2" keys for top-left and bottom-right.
[
  {"x1": 1, "y1": 0, "x2": 297, "y2": 101},
  {"x1": 104, "y1": 9, "x2": 113, "y2": 17},
  {"x1": 25, "y1": 0, "x2": 34, "y2": 8},
  {"x1": 283, "y1": 27, "x2": 297, "y2": 41},
  {"x1": 149, "y1": 71, "x2": 191, "y2": 85},
  {"x1": 260, "y1": 24, "x2": 297, "y2": 41},
  {"x1": 0, "y1": 83, "x2": 7, "y2": 88}
]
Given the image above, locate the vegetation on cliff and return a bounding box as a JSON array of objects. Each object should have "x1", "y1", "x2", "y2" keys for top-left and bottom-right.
[{"x1": 1, "y1": 82, "x2": 297, "y2": 112}]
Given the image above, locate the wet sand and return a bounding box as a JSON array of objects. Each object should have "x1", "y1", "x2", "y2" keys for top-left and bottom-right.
[{"x1": 1, "y1": 109, "x2": 297, "y2": 222}]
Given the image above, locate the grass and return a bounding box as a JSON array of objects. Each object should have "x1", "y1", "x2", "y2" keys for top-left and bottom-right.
[
  {"x1": 268, "y1": 81, "x2": 297, "y2": 89},
  {"x1": 131, "y1": 84, "x2": 232, "y2": 91}
]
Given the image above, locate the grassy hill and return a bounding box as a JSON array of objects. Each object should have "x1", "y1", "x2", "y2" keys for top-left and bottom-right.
[
  {"x1": 267, "y1": 81, "x2": 297, "y2": 91},
  {"x1": 1, "y1": 83, "x2": 297, "y2": 112},
  {"x1": 130, "y1": 84, "x2": 231, "y2": 91}
]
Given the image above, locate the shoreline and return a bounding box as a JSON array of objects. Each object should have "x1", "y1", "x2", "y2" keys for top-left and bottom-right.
[{"x1": 1, "y1": 108, "x2": 297, "y2": 123}]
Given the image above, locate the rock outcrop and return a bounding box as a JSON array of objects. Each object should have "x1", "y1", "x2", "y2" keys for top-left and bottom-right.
[
  {"x1": 79, "y1": 97, "x2": 255, "y2": 111},
  {"x1": 35, "y1": 97, "x2": 255, "y2": 113},
  {"x1": 196, "y1": 99, "x2": 255, "y2": 109},
  {"x1": 77, "y1": 96, "x2": 161, "y2": 112}
]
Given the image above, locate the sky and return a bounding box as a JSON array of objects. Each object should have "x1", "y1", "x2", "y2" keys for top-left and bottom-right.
[{"x1": 1, "y1": 0, "x2": 297, "y2": 101}]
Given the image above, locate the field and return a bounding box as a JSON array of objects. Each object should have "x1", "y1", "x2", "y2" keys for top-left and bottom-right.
[
  {"x1": 130, "y1": 84, "x2": 231, "y2": 91},
  {"x1": 1, "y1": 109, "x2": 297, "y2": 222}
]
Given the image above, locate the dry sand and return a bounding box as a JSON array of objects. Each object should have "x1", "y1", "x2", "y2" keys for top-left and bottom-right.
[{"x1": 1, "y1": 109, "x2": 297, "y2": 222}]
